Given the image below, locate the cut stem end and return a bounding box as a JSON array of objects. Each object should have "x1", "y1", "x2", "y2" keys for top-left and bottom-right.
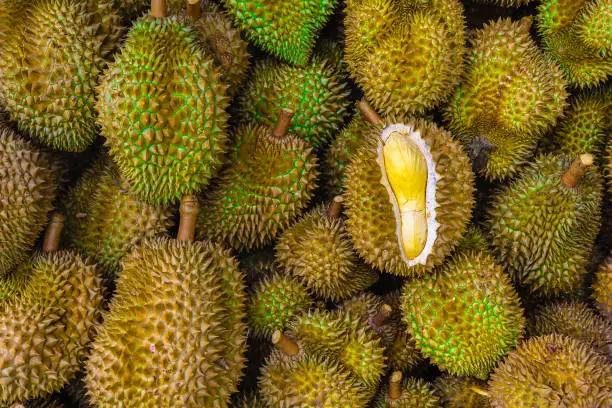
[
  {"x1": 186, "y1": 0, "x2": 201, "y2": 20},
  {"x1": 327, "y1": 196, "x2": 344, "y2": 218},
  {"x1": 389, "y1": 371, "x2": 403, "y2": 401},
  {"x1": 177, "y1": 195, "x2": 200, "y2": 242},
  {"x1": 43, "y1": 213, "x2": 65, "y2": 253},
  {"x1": 272, "y1": 330, "x2": 300, "y2": 356},
  {"x1": 371, "y1": 304, "x2": 393, "y2": 329},
  {"x1": 561, "y1": 154, "x2": 594, "y2": 188},
  {"x1": 272, "y1": 109, "x2": 295, "y2": 138},
  {"x1": 151, "y1": 0, "x2": 168, "y2": 18}
]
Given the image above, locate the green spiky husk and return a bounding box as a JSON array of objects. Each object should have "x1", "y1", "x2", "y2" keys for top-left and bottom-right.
[
  {"x1": 593, "y1": 255, "x2": 612, "y2": 320},
  {"x1": 373, "y1": 377, "x2": 441, "y2": 408},
  {"x1": 433, "y1": 375, "x2": 491, "y2": 408}
]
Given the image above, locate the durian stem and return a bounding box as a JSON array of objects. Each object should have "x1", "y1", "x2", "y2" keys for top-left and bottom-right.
[
  {"x1": 518, "y1": 16, "x2": 533, "y2": 32},
  {"x1": 370, "y1": 304, "x2": 392, "y2": 329},
  {"x1": 42, "y1": 213, "x2": 65, "y2": 253},
  {"x1": 389, "y1": 371, "x2": 403, "y2": 401},
  {"x1": 561, "y1": 154, "x2": 594, "y2": 188},
  {"x1": 356, "y1": 99, "x2": 382, "y2": 127},
  {"x1": 327, "y1": 196, "x2": 344, "y2": 218},
  {"x1": 177, "y1": 195, "x2": 200, "y2": 242},
  {"x1": 272, "y1": 109, "x2": 295, "y2": 138},
  {"x1": 151, "y1": 0, "x2": 167, "y2": 18},
  {"x1": 470, "y1": 386, "x2": 490, "y2": 397},
  {"x1": 186, "y1": 0, "x2": 201, "y2": 20},
  {"x1": 272, "y1": 330, "x2": 300, "y2": 356}
]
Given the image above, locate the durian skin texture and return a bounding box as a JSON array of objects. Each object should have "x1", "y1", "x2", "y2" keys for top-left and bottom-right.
[
  {"x1": 593, "y1": 255, "x2": 612, "y2": 319},
  {"x1": 433, "y1": 375, "x2": 491, "y2": 408},
  {"x1": 344, "y1": 117, "x2": 475, "y2": 277},
  {"x1": 0, "y1": 251, "x2": 104, "y2": 404},
  {"x1": 473, "y1": 0, "x2": 533, "y2": 6},
  {"x1": 276, "y1": 204, "x2": 379, "y2": 301},
  {"x1": 488, "y1": 334, "x2": 612, "y2": 407},
  {"x1": 373, "y1": 377, "x2": 441, "y2": 408},
  {"x1": 401, "y1": 250, "x2": 525, "y2": 379},
  {"x1": 221, "y1": 0, "x2": 338, "y2": 66},
  {"x1": 97, "y1": 16, "x2": 229, "y2": 205},
  {"x1": 445, "y1": 18, "x2": 567, "y2": 181},
  {"x1": 0, "y1": 0, "x2": 122, "y2": 152},
  {"x1": 0, "y1": 126, "x2": 56, "y2": 276},
  {"x1": 197, "y1": 123, "x2": 318, "y2": 252},
  {"x1": 85, "y1": 238, "x2": 247, "y2": 407},
  {"x1": 486, "y1": 155, "x2": 603, "y2": 297}
]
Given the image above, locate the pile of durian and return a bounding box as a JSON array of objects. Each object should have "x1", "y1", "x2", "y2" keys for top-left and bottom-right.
[{"x1": 0, "y1": 0, "x2": 610, "y2": 407}]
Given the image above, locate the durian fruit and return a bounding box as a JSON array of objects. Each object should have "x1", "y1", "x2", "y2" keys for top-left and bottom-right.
[
  {"x1": 487, "y1": 334, "x2": 612, "y2": 407},
  {"x1": 247, "y1": 272, "x2": 314, "y2": 339},
  {"x1": 373, "y1": 372, "x2": 441, "y2": 408},
  {"x1": 276, "y1": 197, "x2": 379, "y2": 301},
  {"x1": 486, "y1": 154, "x2": 603, "y2": 297},
  {"x1": 238, "y1": 56, "x2": 350, "y2": 148},
  {"x1": 4, "y1": 397, "x2": 65, "y2": 408},
  {"x1": 528, "y1": 301, "x2": 612, "y2": 357},
  {"x1": 537, "y1": 0, "x2": 612, "y2": 88},
  {"x1": 433, "y1": 374, "x2": 491, "y2": 408},
  {"x1": 231, "y1": 393, "x2": 268, "y2": 408},
  {"x1": 96, "y1": 1, "x2": 229, "y2": 205},
  {"x1": 0, "y1": 0, "x2": 122, "y2": 152},
  {"x1": 344, "y1": 0, "x2": 466, "y2": 116},
  {"x1": 606, "y1": 144, "x2": 612, "y2": 193},
  {"x1": 197, "y1": 110, "x2": 318, "y2": 251},
  {"x1": 344, "y1": 101, "x2": 475, "y2": 276},
  {"x1": 593, "y1": 255, "x2": 612, "y2": 319},
  {"x1": 0, "y1": 125, "x2": 56, "y2": 276},
  {"x1": 68, "y1": 158, "x2": 174, "y2": 280},
  {"x1": 338, "y1": 292, "x2": 396, "y2": 345},
  {"x1": 445, "y1": 17, "x2": 567, "y2": 180},
  {"x1": 221, "y1": 0, "x2": 338, "y2": 66},
  {"x1": 0, "y1": 215, "x2": 104, "y2": 404},
  {"x1": 85, "y1": 195, "x2": 247, "y2": 406},
  {"x1": 382, "y1": 292, "x2": 425, "y2": 372},
  {"x1": 401, "y1": 250, "x2": 525, "y2": 379},
  {"x1": 472, "y1": 0, "x2": 533, "y2": 6}
]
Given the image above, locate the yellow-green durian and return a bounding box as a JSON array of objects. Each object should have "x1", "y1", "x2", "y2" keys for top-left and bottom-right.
[
  {"x1": 197, "y1": 111, "x2": 318, "y2": 251},
  {"x1": 593, "y1": 254, "x2": 612, "y2": 320},
  {"x1": 0, "y1": 125, "x2": 56, "y2": 276},
  {"x1": 275, "y1": 200, "x2": 379, "y2": 301},
  {"x1": 473, "y1": 0, "x2": 533, "y2": 6},
  {"x1": 337, "y1": 292, "x2": 396, "y2": 345},
  {"x1": 382, "y1": 292, "x2": 425, "y2": 372},
  {"x1": 0, "y1": 0, "x2": 122, "y2": 152},
  {"x1": 433, "y1": 375, "x2": 491, "y2": 408},
  {"x1": 445, "y1": 17, "x2": 568, "y2": 180},
  {"x1": 488, "y1": 334, "x2": 612, "y2": 407},
  {"x1": 373, "y1": 373, "x2": 441, "y2": 408},
  {"x1": 344, "y1": 0, "x2": 466, "y2": 116}
]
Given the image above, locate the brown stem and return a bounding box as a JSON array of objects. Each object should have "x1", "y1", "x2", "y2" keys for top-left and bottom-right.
[
  {"x1": 389, "y1": 371, "x2": 403, "y2": 401},
  {"x1": 177, "y1": 195, "x2": 200, "y2": 242},
  {"x1": 43, "y1": 213, "x2": 65, "y2": 253},
  {"x1": 327, "y1": 196, "x2": 344, "y2": 218},
  {"x1": 470, "y1": 386, "x2": 490, "y2": 397},
  {"x1": 151, "y1": 0, "x2": 167, "y2": 18},
  {"x1": 271, "y1": 109, "x2": 294, "y2": 138},
  {"x1": 272, "y1": 330, "x2": 300, "y2": 356},
  {"x1": 518, "y1": 16, "x2": 533, "y2": 33},
  {"x1": 370, "y1": 304, "x2": 392, "y2": 329},
  {"x1": 356, "y1": 99, "x2": 382, "y2": 127},
  {"x1": 561, "y1": 154, "x2": 594, "y2": 188},
  {"x1": 186, "y1": 0, "x2": 201, "y2": 20}
]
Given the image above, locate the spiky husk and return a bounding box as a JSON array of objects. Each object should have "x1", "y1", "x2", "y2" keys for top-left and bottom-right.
[
  {"x1": 445, "y1": 18, "x2": 568, "y2": 180},
  {"x1": 0, "y1": 126, "x2": 56, "y2": 276},
  {"x1": 238, "y1": 57, "x2": 350, "y2": 147},
  {"x1": 344, "y1": 117, "x2": 474, "y2": 276},
  {"x1": 97, "y1": 16, "x2": 229, "y2": 205},
  {"x1": 0, "y1": 0, "x2": 122, "y2": 151},
  {"x1": 221, "y1": 0, "x2": 337, "y2": 66},
  {"x1": 401, "y1": 251, "x2": 525, "y2": 379},
  {"x1": 197, "y1": 123, "x2": 318, "y2": 251},
  {"x1": 338, "y1": 292, "x2": 397, "y2": 346},
  {"x1": 85, "y1": 238, "x2": 247, "y2": 406},
  {"x1": 488, "y1": 334, "x2": 612, "y2": 407},
  {"x1": 593, "y1": 255, "x2": 612, "y2": 320},
  {"x1": 231, "y1": 393, "x2": 268, "y2": 408},
  {"x1": 276, "y1": 204, "x2": 379, "y2": 301},
  {"x1": 606, "y1": 144, "x2": 612, "y2": 193},
  {"x1": 3, "y1": 397, "x2": 65, "y2": 408},
  {"x1": 433, "y1": 375, "x2": 491, "y2": 408},
  {"x1": 472, "y1": 0, "x2": 533, "y2": 6},
  {"x1": 456, "y1": 226, "x2": 489, "y2": 253},
  {"x1": 247, "y1": 272, "x2": 314, "y2": 339},
  {"x1": 486, "y1": 155, "x2": 603, "y2": 297},
  {"x1": 0, "y1": 251, "x2": 104, "y2": 404},
  {"x1": 345, "y1": 0, "x2": 466, "y2": 116},
  {"x1": 373, "y1": 377, "x2": 441, "y2": 408}
]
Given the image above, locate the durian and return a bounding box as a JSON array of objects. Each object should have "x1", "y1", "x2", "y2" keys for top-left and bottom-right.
[
  {"x1": 275, "y1": 197, "x2": 379, "y2": 301},
  {"x1": 96, "y1": 2, "x2": 229, "y2": 205},
  {"x1": 0, "y1": 0, "x2": 122, "y2": 151},
  {"x1": 0, "y1": 125, "x2": 56, "y2": 275},
  {"x1": 488, "y1": 334, "x2": 612, "y2": 407},
  {"x1": 473, "y1": 0, "x2": 533, "y2": 5},
  {"x1": 593, "y1": 254, "x2": 612, "y2": 319},
  {"x1": 344, "y1": 101, "x2": 474, "y2": 276},
  {"x1": 445, "y1": 17, "x2": 568, "y2": 180},
  {"x1": 486, "y1": 154, "x2": 603, "y2": 297},
  {"x1": 372, "y1": 372, "x2": 441, "y2": 408},
  {"x1": 85, "y1": 196, "x2": 247, "y2": 406},
  {"x1": 337, "y1": 292, "x2": 397, "y2": 346},
  {"x1": 344, "y1": 0, "x2": 466, "y2": 116},
  {"x1": 433, "y1": 375, "x2": 491, "y2": 408},
  {"x1": 221, "y1": 0, "x2": 338, "y2": 66},
  {"x1": 238, "y1": 56, "x2": 350, "y2": 147},
  {"x1": 401, "y1": 250, "x2": 525, "y2": 379},
  {"x1": 197, "y1": 110, "x2": 318, "y2": 251}
]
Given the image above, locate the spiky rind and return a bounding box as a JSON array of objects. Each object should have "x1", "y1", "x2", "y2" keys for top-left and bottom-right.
[
  {"x1": 486, "y1": 155, "x2": 603, "y2": 297},
  {"x1": 401, "y1": 251, "x2": 525, "y2": 379},
  {"x1": 473, "y1": 0, "x2": 533, "y2": 6},
  {"x1": 593, "y1": 255, "x2": 612, "y2": 320},
  {"x1": 344, "y1": 117, "x2": 475, "y2": 276},
  {"x1": 97, "y1": 16, "x2": 229, "y2": 205},
  {"x1": 433, "y1": 375, "x2": 491, "y2": 408},
  {"x1": 373, "y1": 377, "x2": 441, "y2": 408},
  {"x1": 488, "y1": 334, "x2": 612, "y2": 407},
  {"x1": 338, "y1": 292, "x2": 397, "y2": 346}
]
